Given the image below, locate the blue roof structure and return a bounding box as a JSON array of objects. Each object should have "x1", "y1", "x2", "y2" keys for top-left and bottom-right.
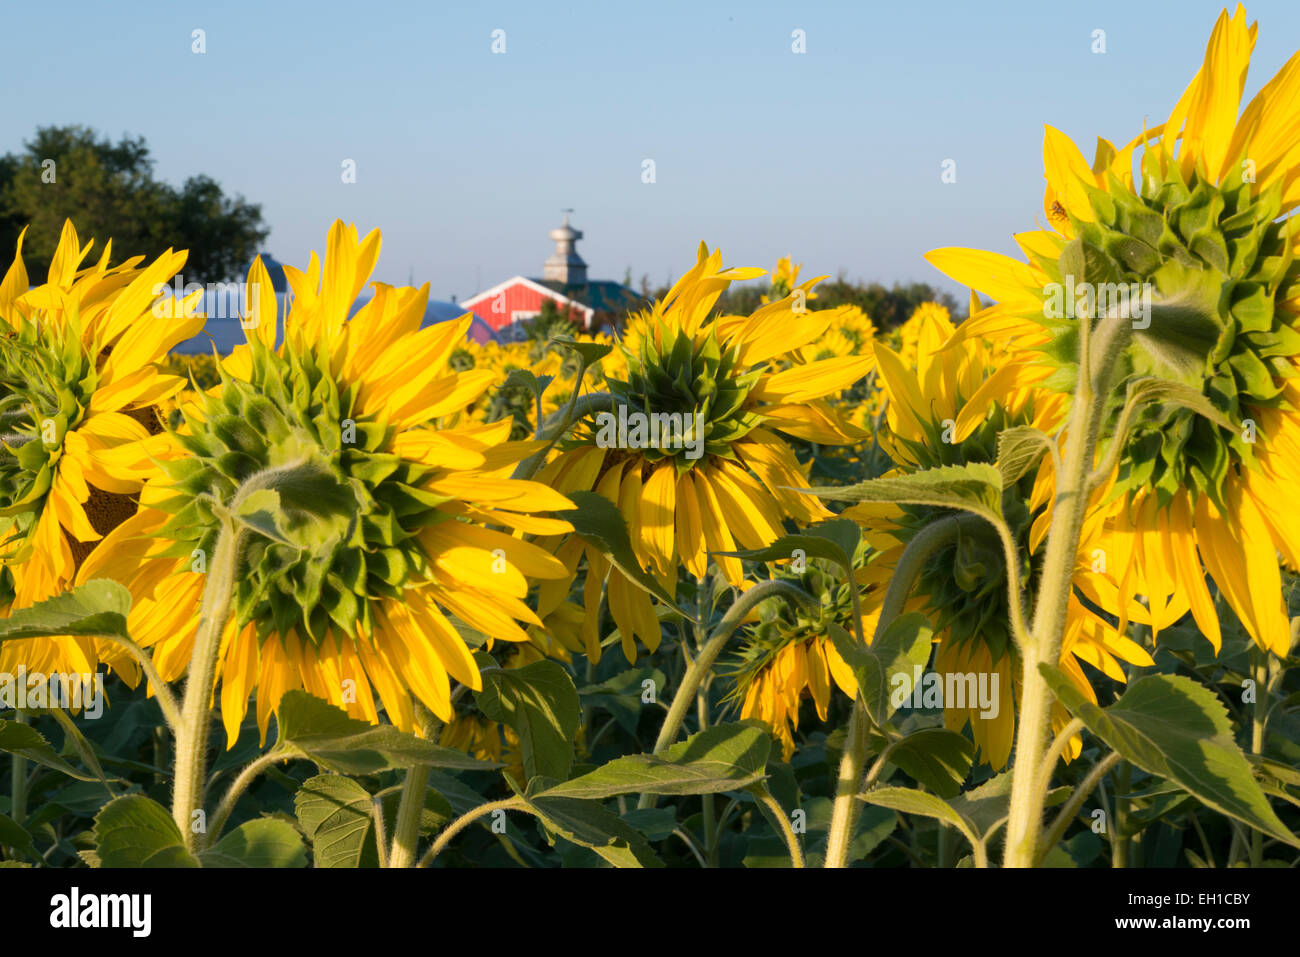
[{"x1": 168, "y1": 255, "x2": 476, "y2": 354}]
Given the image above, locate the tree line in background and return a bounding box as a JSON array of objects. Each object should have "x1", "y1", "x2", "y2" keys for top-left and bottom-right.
[
  {"x1": 0, "y1": 126, "x2": 267, "y2": 284},
  {"x1": 2, "y1": 124, "x2": 961, "y2": 327}
]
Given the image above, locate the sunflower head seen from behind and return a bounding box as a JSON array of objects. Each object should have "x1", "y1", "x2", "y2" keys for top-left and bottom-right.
[{"x1": 85, "y1": 220, "x2": 575, "y2": 744}]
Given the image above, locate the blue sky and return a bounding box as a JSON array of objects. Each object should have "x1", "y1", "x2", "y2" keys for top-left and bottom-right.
[{"x1": 4, "y1": 1, "x2": 1298, "y2": 304}]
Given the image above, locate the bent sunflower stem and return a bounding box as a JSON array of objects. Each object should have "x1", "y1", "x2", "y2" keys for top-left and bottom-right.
[
  {"x1": 171, "y1": 517, "x2": 245, "y2": 854},
  {"x1": 751, "y1": 783, "x2": 804, "y2": 868},
  {"x1": 418, "y1": 796, "x2": 525, "y2": 867},
  {"x1": 637, "y1": 579, "x2": 818, "y2": 812},
  {"x1": 98, "y1": 633, "x2": 181, "y2": 732},
  {"x1": 207, "y1": 744, "x2": 293, "y2": 843},
  {"x1": 824, "y1": 515, "x2": 969, "y2": 869},
  {"x1": 1035, "y1": 751, "x2": 1122, "y2": 866},
  {"x1": 1004, "y1": 312, "x2": 1131, "y2": 869}
]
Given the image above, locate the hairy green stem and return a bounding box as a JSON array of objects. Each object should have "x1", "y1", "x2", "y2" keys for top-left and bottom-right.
[
  {"x1": 10, "y1": 711, "x2": 26, "y2": 827},
  {"x1": 1003, "y1": 313, "x2": 1130, "y2": 869},
  {"x1": 1035, "y1": 751, "x2": 1121, "y2": 866},
  {"x1": 419, "y1": 797, "x2": 525, "y2": 867},
  {"x1": 98, "y1": 633, "x2": 181, "y2": 732},
  {"x1": 637, "y1": 580, "x2": 818, "y2": 811},
  {"x1": 753, "y1": 784, "x2": 804, "y2": 868},
  {"x1": 171, "y1": 518, "x2": 244, "y2": 853},
  {"x1": 824, "y1": 515, "x2": 968, "y2": 868},
  {"x1": 207, "y1": 746, "x2": 292, "y2": 843}
]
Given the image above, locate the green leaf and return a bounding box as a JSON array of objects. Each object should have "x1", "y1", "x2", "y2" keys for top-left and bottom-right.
[
  {"x1": 0, "y1": 579, "x2": 131, "y2": 642},
  {"x1": 995, "y1": 426, "x2": 1055, "y2": 488},
  {"x1": 806, "y1": 463, "x2": 1005, "y2": 526},
  {"x1": 885, "y1": 727, "x2": 976, "y2": 798},
  {"x1": 722, "y1": 518, "x2": 861, "y2": 573},
  {"x1": 551, "y1": 335, "x2": 613, "y2": 367},
  {"x1": 475, "y1": 661, "x2": 581, "y2": 783},
  {"x1": 520, "y1": 794, "x2": 662, "y2": 867},
  {"x1": 1041, "y1": 665, "x2": 1300, "y2": 848},
  {"x1": 294, "y1": 774, "x2": 374, "y2": 869},
  {"x1": 231, "y1": 488, "x2": 296, "y2": 546},
  {"x1": 0, "y1": 719, "x2": 105, "y2": 783},
  {"x1": 276, "y1": 691, "x2": 501, "y2": 774},
  {"x1": 0, "y1": 812, "x2": 41, "y2": 863},
  {"x1": 859, "y1": 786, "x2": 981, "y2": 851},
  {"x1": 200, "y1": 817, "x2": 307, "y2": 868},
  {"x1": 556, "y1": 491, "x2": 682, "y2": 610},
  {"x1": 1124, "y1": 377, "x2": 1235, "y2": 432},
  {"x1": 93, "y1": 795, "x2": 199, "y2": 868},
  {"x1": 828, "y1": 614, "x2": 933, "y2": 726},
  {"x1": 539, "y1": 723, "x2": 771, "y2": 800}
]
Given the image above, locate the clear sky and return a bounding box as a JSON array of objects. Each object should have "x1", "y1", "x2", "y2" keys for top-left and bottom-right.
[{"x1": 3, "y1": 1, "x2": 1298, "y2": 304}]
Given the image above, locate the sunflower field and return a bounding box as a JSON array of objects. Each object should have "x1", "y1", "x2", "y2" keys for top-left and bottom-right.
[{"x1": 1, "y1": 5, "x2": 1300, "y2": 876}]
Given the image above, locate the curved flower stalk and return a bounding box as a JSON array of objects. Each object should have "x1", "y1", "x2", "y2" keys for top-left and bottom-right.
[
  {"x1": 925, "y1": 4, "x2": 1300, "y2": 865},
  {"x1": 0, "y1": 220, "x2": 201, "y2": 682},
  {"x1": 533, "y1": 242, "x2": 874, "y2": 663},
  {"x1": 86, "y1": 221, "x2": 577, "y2": 743}
]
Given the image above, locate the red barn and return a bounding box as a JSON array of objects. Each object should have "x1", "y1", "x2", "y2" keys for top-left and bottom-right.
[{"x1": 460, "y1": 215, "x2": 643, "y2": 335}]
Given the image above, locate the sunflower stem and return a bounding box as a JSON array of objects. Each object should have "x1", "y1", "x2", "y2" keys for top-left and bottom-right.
[
  {"x1": 10, "y1": 711, "x2": 27, "y2": 828},
  {"x1": 751, "y1": 783, "x2": 804, "y2": 868},
  {"x1": 1249, "y1": 646, "x2": 1268, "y2": 867},
  {"x1": 389, "y1": 711, "x2": 441, "y2": 868},
  {"x1": 637, "y1": 579, "x2": 817, "y2": 811},
  {"x1": 1003, "y1": 312, "x2": 1131, "y2": 869},
  {"x1": 207, "y1": 745, "x2": 292, "y2": 844},
  {"x1": 171, "y1": 517, "x2": 244, "y2": 854},
  {"x1": 825, "y1": 514, "x2": 968, "y2": 868}
]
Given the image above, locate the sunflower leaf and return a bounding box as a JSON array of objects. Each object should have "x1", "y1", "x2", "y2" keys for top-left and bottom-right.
[
  {"x1": 884, "y1": 727, "x2": 976, "y2": 798},
  {"x1": 1040, "y1": 665, "x2": 1300, "y2": 848},
  {"x1": 276, "y1": 691, "x2": 502, "y2": 774},
  {"x1": 805, "y1": 463, "x2": 1005, "y2": 527},
  {"x1": 92, "y1": 794, "x2": 199, "y2": 868},
  {"x1": 476, "y1": 661, "x2": 581, "y2": 784},
  {"x1": 517, "y1": 794, "x2": 663, "y2": 867},
  {"x1": 828, "y1": 615, "x2": 933, "y2": 727},
  {"x1": 295, "y1": 774, "x2": 377, "y2": 868},
  {"x1": 1123, "y1": 377, "x2": 1236, "y2": 432},
  {"x1": 200, "y1": 817, "x2": 307, "y2": 868},
  {"x1": 0, "y1": 579, "x2": 131, "y2": 642},
  {"x1": 994, "y1": 426, "x2": 1055, "y2": 488},
  {"x1": 720, "y1": 518, "x2": 860, "y2": 579},
  {"x1": 0, "y1": 719, "x2": 110, "y2": 784},
  {"x1": 536, "y1": 723, "x2": 771, "y2": 800}
]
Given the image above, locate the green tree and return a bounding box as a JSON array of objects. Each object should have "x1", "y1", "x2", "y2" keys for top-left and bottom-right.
[{"x1": 0, "y1": 125, "x2": 267, "y2": 283}]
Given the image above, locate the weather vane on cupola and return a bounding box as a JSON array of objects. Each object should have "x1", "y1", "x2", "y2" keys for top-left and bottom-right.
[{"x1": 544, "y1": 209, "x2": 587, "y2": 284}]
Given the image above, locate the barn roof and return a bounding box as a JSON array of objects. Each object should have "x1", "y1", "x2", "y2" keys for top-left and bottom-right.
[{"x1": 528, "y1": 279, "x2": 644, "y2": 316}]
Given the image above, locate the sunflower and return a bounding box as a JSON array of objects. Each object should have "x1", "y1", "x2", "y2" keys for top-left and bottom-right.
[
  {"x1": 0, "y1": 220, "x2": 201, "y2": 681},
  {"x1": 926, "y1": 4, "x2": 1300, "y2": 657},
  {"x1": 726, "y1": 538, "x2": 889, "y2": 759},
  {"x1": 80, "y1": 220, "x2": 576, "y2": 745},
  {"x1": 762, "y1": 256, "x2": 819, "y2": 305},
  {"x1": 533, "y1": 243, "x2": 874, "y2": 663},
  {"x1": 840, "y1": 307, "x2": 1151, "y2": 767}
]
